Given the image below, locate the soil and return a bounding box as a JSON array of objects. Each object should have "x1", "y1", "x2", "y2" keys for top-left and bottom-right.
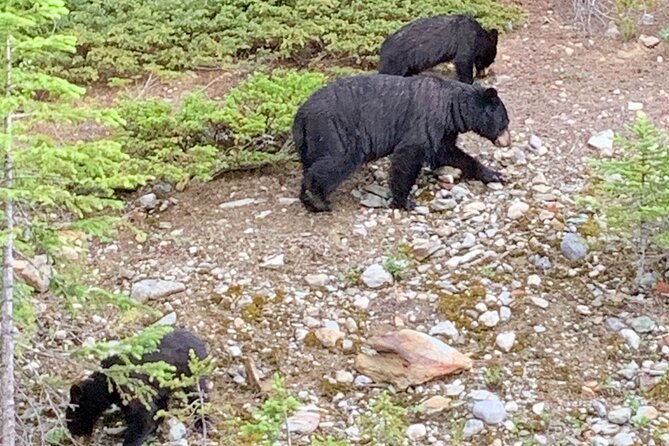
[{"x1": 22, "y1": 1, "x2": 669, "y2": 445}]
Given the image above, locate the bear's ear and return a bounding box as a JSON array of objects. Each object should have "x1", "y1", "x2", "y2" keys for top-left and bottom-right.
[
  {"x1": 483, "y1": 87, "x2": 498, "y2": 100},
  {"x1": 489, "y1": 29, "x2": 499, "y2": 42}
]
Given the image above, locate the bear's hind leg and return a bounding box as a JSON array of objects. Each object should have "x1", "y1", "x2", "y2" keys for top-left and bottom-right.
[
  {"x1": 301, "y1": 155, "x2": 359, "y2": 212},
  {"x1": 389, "y1": 145, "x2": 426, "y2": 210},
  {"x1": 121, "y1": 399, "x2": 164, "y2": 446}
]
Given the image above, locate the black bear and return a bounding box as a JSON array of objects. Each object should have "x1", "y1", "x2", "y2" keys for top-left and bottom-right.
[
  {"x1": 294, "y1": 73, "x2": 511, "y2": 213},
  {"x1": 378, "y1": 14, "x2": 499, "y2": 84},
  {"x1": 66, "y1": 328, "x2": 210, "y2": 446}
]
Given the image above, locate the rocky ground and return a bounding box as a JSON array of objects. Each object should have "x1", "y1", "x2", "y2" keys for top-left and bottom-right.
[{"x1": 37, "y1": 2, "x2": 669, "y2": 446}]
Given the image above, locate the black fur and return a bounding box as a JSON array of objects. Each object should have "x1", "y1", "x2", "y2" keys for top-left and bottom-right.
[
  {"x1": 293, "y1": 73, "x2": 511, "y2": 213},
  {"x1": 66, "y1": 328, "x2": 210, "y2": 446},
  {"x1": 378, "y1": 14, "x2": 499, "y2": 83}
]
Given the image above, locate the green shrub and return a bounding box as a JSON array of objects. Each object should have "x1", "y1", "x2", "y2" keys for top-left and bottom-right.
[
  {"x1": 221, "y1": 69, "x2": 326, "y2": 144},
  {"x1": 118, "y1": 69, "x2": 325, "y2": 182},
  {"x1": 44, "y1": 0, "x2": 523, "y2": 82},
  {"x1": 358, "y1": 391, "x2": 408, "y2": 446},
  {"x1": 582, "y1": 112, "x2": 669, "y2": 285}
]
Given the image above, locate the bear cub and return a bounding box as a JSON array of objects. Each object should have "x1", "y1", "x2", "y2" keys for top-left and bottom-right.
[
  {"x1": 379, "y1": 14, "x2": 499, "y2": 83},
  {"x1": 66, "y1": 328, "x2": 210, "y2": 446}
]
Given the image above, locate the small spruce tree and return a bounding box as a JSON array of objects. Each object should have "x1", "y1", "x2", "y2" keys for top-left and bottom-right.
[
  {"x1": 585, "y1": 112, "x2": 669, "y2": 287},
  {"x1": 0, "y1": 1, "x2": 149, "y2": 443}
]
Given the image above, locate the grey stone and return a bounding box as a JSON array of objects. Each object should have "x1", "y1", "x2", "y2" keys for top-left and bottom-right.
[
  {"x1": 628, "y1": 315, "x2": 656, "y2": 334},
  {"x1": 612, "y1": 432, "x2": 634, "y2": 446},
  {"x1": 360, "y1": 193, "x2": 387, "y2": 208},
  {"x1": 472, "y1": 393, "x2": 506, "y2": 424},
  {"x1": 478, "y1": 311, "x2": 500, "y2": 328},
  {"x1": 605, "y1": 317, "x2": 627, "y2": 332},
  {"x1": 431, "y1": 198, "x2": 457, "y2": 211},
  {"x1": 361, "y1": 264, "x2": 393, "y2": 289},
  {"x1": 305, "y1": 273, "x2": 329, "y2": 287},
  {"x1": 496, "y1": 332, "x2": 516, "y2": 353},
  {"x1": 155, "y1": 312, "x2": 177, "y2": 326},
  {"x1": 220, "y1": 198, "x2": 256, "y2": 209},
  {"x1": 463, "y1": 419, "x2": 484, "y2": 438},
  {"x1": 363, "y1": 183, "x2": 392, "y2": 199},
  {"x1": 592, "y1": 437, "x2": 610, "y2": 446},
  {"x1": 591, "y1": 400, "x2": 607, "y2": 418},
  {"x1": 406, "y1": 423, "x2": 427, "y2": 441},
  {"x1": 561, "y1": 233, "x2": 589, "y2": 261},
  {"x1": 639, "y1": 34, "x2": 661, "y2": 48},
  {"x1": 529, "y1": 134, "x2": 543, "y2": 150},
  {"x1": 429, "y1": 321, "x2": 459, "y2": 340},
  {"x1": 607, "y1": 407, "x2": 631, "y2": 425},
  {"x1": 131, "y1": 279, "x2": 185, "y2": 302},
  {"x1": 588, "y1": 129, "x2": 614, "y2": 154},
  {"x1": 166, "y1": 417, "x2": 187, "y2": 441},
  {"x1": 532, "y1": 255, "x2": 552, "y2": 271},
  {"x1": 138, "y1": 193, "x2": 157, "y2": 210},
  {"x1": 620, "y1": 329, "x2": 641, "y2": 349}
]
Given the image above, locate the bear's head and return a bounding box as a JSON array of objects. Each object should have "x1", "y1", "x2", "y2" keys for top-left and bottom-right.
[
  {"x1": 66, "y1": 375, "x2": 112, "y2": 437},
  {"x1": 473, "y1": 87, "x2": 510, "y2": 148},
  {"x1": 475, "y1": 29, "x2": 499, "y2": 77}
]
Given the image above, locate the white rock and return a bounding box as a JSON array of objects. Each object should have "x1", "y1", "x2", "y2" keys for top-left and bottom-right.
[
  {"x1": 496, "y1": 332, "x2": 516, "y2": 352},
  {"x1": 220, "y1": 198, "x2": 256, "y2": 209},
  {"x1": 463, "y1": 418, "x2": 484, "y2": 438},
  {"x1": 361, "y1": 264, "x2": 393, "y2": 288},
  {"x1": 166, "y1": 417, "x2": 187, "y2": 441},
  {"x1": 620, "y1": 329, "x2": 641, "y2": 349},
  {"x1": 627, "y1": 101, "x2": 643, "y2": 111},
  {"x1": 478, "y1": 311, "x2": 500, "y2": 328},
  {"x1": 286, "y1": 405, "x2": 321, "y2": 435},
  {"x1": 588, "y1": 129, "x2": 614, "y2": 155},
  {"x1": 429, "y1": 321, "x2": 459, "y2": 340},
  {"x1": 527, "y1": 274, "x2": 542, "y2": 287},
  {"x1": 354, "y1": 296, "x2": 370, "y2": 310},
  {"x1": 336, "y1": 370, "x2": 354, "y2": 384},
  {"x1": 461, "y1": 233, "x2": 476, "y2": 249},
  {"x1": 305, "y1": 273, "x2": 329, "y2": 287},
  {"x1": 131, "y1": 279, "x2": 185, "y2": 302},
  {"x1": 406, "y1": 423, "x2": 427, "y2": 441},
  {"x1": 507, "y1": 201, "x2": 530, "y2": 219},
  {"x1": 608, "y1": 407, "x2": 631, "y2": 425},
  {"x1": 260, "y1": 254, "x2": 284, "y2": 269},
  {"x1": 639, "y1": 34, "x2": 660, "y2": 48},
  {"x1": 531, "y1": 297, "x2": 549, "y2": 309},
  {"x1": 155, "y1": 312, "x2": 177, "y2": 326},
  {"x1": 532, "y1": 402, "x2": 546, "y2": 415}
]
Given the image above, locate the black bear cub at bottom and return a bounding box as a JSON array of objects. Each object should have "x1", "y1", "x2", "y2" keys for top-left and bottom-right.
[
  {"x1": 66, "y1": 328, "x2": 209, "y2": 446},
  {"x1": 293, "y1": 73, "x2": 511, "y2": 213},
  {"x1": 379, "y1": 14, "x2": 499, "y2": 83}
]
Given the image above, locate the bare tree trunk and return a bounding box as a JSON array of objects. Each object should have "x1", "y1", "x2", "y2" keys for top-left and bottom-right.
[{"x1": 1, "y1": 32, "x2": 16, "y2": 446}]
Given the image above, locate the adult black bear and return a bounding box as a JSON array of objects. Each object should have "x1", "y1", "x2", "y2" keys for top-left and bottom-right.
[
  {"x1": 294, "y1": 73, "x2": 511, "y2": 213},
  {"x1": 66, "y1": 328, "x2": 209, "y2": 446},
  {"x1": 378, "y1": 14, "x2": 499, "y2": 84}
]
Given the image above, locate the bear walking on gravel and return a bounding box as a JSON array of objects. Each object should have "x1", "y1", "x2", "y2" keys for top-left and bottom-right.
[
  {"x1": 66, "y1": 328, "x2": 210, "y2": 446},
  {"x1": 378, "y1": 14, "x2": 499, "y2": 83},
  {"x1": 293, "y1": 73, "x2": 511, "y2": 213}
]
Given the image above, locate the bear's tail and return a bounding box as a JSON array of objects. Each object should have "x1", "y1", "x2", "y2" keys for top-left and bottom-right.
[{"x1": 292, "y1": 109, "x2": 309, "y2": 166}]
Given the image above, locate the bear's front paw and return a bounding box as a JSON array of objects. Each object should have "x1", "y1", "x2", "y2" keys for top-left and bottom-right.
[{"x1": 477, "y1": 166, "x2": 506, "y2": 185}]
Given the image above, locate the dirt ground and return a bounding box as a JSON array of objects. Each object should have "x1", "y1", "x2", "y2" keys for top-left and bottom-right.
[{"x1": 36, "y1": 1, "x2": 669, "y2": 445}]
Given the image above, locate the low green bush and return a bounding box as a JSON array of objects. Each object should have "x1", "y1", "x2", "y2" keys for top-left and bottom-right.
[
  {"x1": 118, "y1": 69, "x2": 326, "y2": 182},
  {"x1": 45, "y1": 0, "x2": 523, "y2": 83}
]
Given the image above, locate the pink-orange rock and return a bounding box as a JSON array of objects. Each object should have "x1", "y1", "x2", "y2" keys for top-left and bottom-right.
[{"x1": 354, "y1": 329, "x2": 472, "y2": 389}]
